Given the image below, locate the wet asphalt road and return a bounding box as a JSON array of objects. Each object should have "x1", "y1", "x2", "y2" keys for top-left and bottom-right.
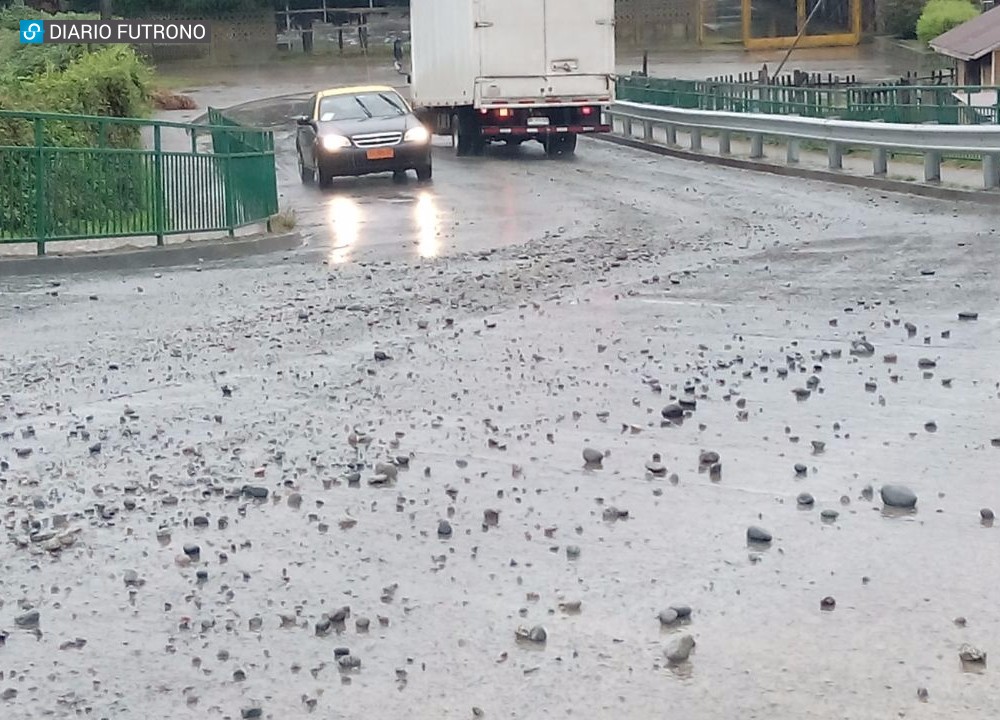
[{"x1": 2, "y1": 87, "x2": 1000, "y2": 719}]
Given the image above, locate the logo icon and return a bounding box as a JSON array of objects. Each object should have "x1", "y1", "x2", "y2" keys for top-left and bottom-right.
[{"x1": 20, "y1": 20, "x2": 44, "y2": 44}]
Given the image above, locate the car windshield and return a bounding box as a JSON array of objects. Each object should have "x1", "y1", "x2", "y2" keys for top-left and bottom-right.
[{"x1": 318, "y1": 92, "x2": 407, "y2": 122}]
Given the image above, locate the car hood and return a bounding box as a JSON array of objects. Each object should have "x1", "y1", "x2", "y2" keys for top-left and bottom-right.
[{"x1": 317, "y1": 115, "x2": 415, "y2": 137}]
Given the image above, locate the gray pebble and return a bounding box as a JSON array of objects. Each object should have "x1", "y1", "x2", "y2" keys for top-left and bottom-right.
[
  {"x1": 338, "y1": 655, "x2": 362, "y2": 670},
  {"x1": 14, "y1": 610, "x2": 39, "y2": 628},
  {"x1": 661, "y1": 403, "x2": 684, "y2": 419},
  {"x1": 657, "y1": 608, "x2": 679, "y2": 625},
  {"x1": 881, "y1": 484, "x2": 918, "y2": 509},
  {"x1": 566, "y1": 545, "x2": 581, "y2": 559},
  {"x1": 797, "y1": 492, "x2": 815, "y2": 506},
  {"x1": 699, "y1": 450, "x2": 720, "y2": 465},
  {"x1": 582, "y1": 447, "x2": 604, "y2": 465},
  {"x1": 747, "y1": 526, "x2": 772, "y2": 544},
  {"x1": 959, "y1": 644, "x2": 987, "y2": 664},
  {"x1": 437, "y1": 520, "x2": 453, "y2": 537},
  {"x1": 665, "y1": 634, "x2": 696, "y2": 663},
  {"x1": 670, "y1": 605, "x2": 692, "y2": 619},
  {"x1": 821, "y1": 509, "x2": 840, "y2": 521}
]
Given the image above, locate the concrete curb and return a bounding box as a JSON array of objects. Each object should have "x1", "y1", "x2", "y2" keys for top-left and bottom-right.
[
  {"x1": 595, "y1": 133, "x2": 1000, "y2": 206},
  {"x1": 0, "y1": 231, "x2": 304, "y2": 277}
]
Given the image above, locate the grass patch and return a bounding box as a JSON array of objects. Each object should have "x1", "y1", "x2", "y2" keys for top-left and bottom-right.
[{"x1": 269, "y1": 208, "x2": 296, "y2": 233}]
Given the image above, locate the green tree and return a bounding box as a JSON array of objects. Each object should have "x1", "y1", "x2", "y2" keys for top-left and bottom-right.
[
  {"x1": 916, "y1": 0, "x2": 980, "y2": 43},
  {"x1": 882, "y1": 0, "x2": 929, "y2": 39}
]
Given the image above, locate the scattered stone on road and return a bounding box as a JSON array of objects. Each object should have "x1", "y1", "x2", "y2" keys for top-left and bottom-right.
[
  {"x1": 747, "y1": 526, "x2": 773, "y2": 544},
  {"x1": 665, "y1": 634, "x2": 696, "y2": 663},
  {"x1": 881, "y1": 485, "x2": 918, "y2": 509}
]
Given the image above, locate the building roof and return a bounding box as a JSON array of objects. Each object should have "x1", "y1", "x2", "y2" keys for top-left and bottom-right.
[{"x1": 930, "y1": 6, "x2": 1000, "y2": 62}]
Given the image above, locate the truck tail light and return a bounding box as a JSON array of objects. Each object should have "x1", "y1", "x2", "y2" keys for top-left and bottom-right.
[
  {"x1": 497, "y1": 108, "x2": 511, "y2": 119},
  {"x1": 581, "y1": 106, "x2": 593, "y2": 116}
]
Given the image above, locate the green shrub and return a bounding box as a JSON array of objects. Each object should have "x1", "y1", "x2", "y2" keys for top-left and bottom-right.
[
  {"x1": 0, "y1": 9, "x2": 155, "y2": 241},
  {"x1": 916, "y1": 0, "x2": 980, "y2": 43},
  {"x1": 882, "y1": 0, "x2": 928, "y2": 39}
]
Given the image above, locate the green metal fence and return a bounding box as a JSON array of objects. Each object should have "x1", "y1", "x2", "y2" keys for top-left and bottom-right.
[
  {"x1": 617, "y1": 74, "x2": 1000, "y2": 126},
  {"x1": 0, "y1": 109, "x2": 278, "y2": 256}
]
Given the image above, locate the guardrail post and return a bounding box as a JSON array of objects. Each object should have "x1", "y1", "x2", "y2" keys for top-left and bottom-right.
[
  {"x1": 718, "y1": 131, "x2": 731, "y2": 155},
  {"x1": 223, "y1": 149, "x2": 236, "y2": 238},
  {"x1": 33, "y1": 117, "x2": 46, "y2": 256},
  {"x1": 873, "y1": 147, "x2": 888, "y2": 176},
  {"x1": 983, "y1": 154, "x2": 1000, "y2": 189},
  {"x1": 786, "y1": 138, "x2": 800, "y2": 164},
  {"x1": 665, "y1": 124, "x2": 677, "y2": 146},
  {"x1": 623, "y1": 117, "x2": 633, "y2": 137},
  {"x1": 153, "y1": 125, "x2": 165, "y2": 247},
  {"x1": 923, "y1": 150, "x2": 941, "y2": 183},
  {"x1": 690, "y1": 128, "x2": 702, "y2": 151},
  {"x1": 750, "y1": 133, "x2": 764, "y2": 159},
  {"x1": 642, "y1": 120, "x2": 654, "y2": 141},
  {"x1": 828, "y1": 142, "x2": 843, "y2": 170}
]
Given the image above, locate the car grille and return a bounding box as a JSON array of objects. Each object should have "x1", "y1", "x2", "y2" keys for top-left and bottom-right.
[{"x1": 352, "y1": 132, "x2": 402, "y2": 148}]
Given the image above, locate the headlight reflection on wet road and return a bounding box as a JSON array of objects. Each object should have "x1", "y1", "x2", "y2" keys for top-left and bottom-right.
[
  {"x1": 327, "y1": 196, "x2": 362, "y2": 264},
  {"x1": 415, "y1": 192, "x2": 440, "y2": 259}
]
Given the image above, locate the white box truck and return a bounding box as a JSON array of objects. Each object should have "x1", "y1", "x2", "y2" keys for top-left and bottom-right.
[{"x1": 405, "y1": 0, "x2": 615, "y2": 157}]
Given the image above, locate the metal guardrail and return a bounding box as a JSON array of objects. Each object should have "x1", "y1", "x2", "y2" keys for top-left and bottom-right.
[
  {"x1": 616, "y1": 74, "x2": 1000, "y2": 126},
  {"x1": 606, "y1": 101, "x2": 1000, "y2": 190},
  {"x1": 0, "y1": 109, "x2": 279, "y2": 256}
]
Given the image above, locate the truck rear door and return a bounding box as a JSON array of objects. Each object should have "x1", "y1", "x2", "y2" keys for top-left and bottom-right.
[
  {"x1": 543, "y1": 0, "x2": 615, "y2": 79},
  {"x1": 476, "y1": 0, "x2": 546, "y2": 78}
]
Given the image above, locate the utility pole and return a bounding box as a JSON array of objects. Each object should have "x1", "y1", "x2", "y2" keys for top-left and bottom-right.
[{"x1": 99, "y1": 0, "x2": 112, "y2": 21}]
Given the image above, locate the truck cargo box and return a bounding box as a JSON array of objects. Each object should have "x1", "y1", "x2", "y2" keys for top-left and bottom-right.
[{"x1": 410, "y1": 0, "x2": 615, "y2": 110}]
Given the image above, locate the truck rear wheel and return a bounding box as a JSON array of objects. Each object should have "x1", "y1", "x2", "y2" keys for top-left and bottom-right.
[
  {"x1": 452, "y1": 114, "x2": 471, "y2": 157},
  {"x1": 452, "y1": 112, "x2": 484, "y2": 157},
  {"x1": 545, "y1": 133, "x2": 577, "y2": 157}
]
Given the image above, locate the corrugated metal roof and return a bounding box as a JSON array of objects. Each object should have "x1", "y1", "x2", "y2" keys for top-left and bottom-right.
[{"x1": 930, "y1": 6, "x2": 1000, "y2": 62}]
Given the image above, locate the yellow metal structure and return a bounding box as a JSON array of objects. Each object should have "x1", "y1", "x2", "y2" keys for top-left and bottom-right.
[
  {"x1": 702, "y1": 0, "x2": 862, "y2": 50},
  {"x1": 741, "y1": 0, "x2": 861, "y2": 49}
]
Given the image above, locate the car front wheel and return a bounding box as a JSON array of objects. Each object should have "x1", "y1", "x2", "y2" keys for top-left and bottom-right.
[
  {"x1": 297, "y1": 148, "x2": 314, "y2": 184},
  {"x1": 416, "y1": 160, "x2": 432, "y2": 182}
]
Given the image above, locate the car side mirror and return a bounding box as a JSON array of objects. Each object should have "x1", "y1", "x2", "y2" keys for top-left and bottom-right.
[{"x1": 295, "y1": 115, "x2": 311, "y2": 126}]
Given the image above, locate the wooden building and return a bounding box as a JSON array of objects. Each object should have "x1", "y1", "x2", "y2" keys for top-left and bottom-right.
[{"x1": 929, "y1": 6, "x2": 1000, "y2": 86}]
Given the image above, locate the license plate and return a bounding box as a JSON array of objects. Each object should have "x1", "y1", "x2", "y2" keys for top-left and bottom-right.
[
  {"x1": 527, "y1": 117, "x2": 549, "y2": 126},
  {"x1": 366, "y1": 148, "x2": 394, "y2": 160}
]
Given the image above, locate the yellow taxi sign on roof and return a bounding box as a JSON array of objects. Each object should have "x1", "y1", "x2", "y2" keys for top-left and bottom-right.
[{"x1": 317, "y1": 85, "x2": 397, "y2": 98}]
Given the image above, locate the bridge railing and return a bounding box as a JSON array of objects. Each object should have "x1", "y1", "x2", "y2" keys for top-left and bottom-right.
[
  {"x1": 616, "y1": 74, "x2": 1000, "y2": 126},
  {"x1": 606, "y1": 101, "x2": 1000, "y2": 190},
  {"x1": 0, "y1": 109, "x2": 278, "y2": 256}
]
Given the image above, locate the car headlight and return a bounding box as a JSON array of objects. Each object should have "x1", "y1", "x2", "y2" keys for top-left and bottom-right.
[
  {"x1": 320, "y1": 134, "x2": 351, "y2": 151},
  {"x1": 404, "y1": 126, "x2": 430, "y2": 144}
]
